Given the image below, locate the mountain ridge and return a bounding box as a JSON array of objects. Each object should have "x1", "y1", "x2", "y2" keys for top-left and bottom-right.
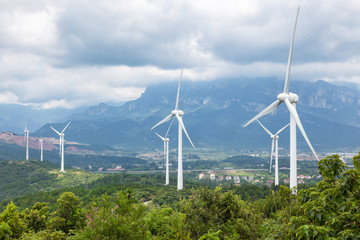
[{"x1": 29, "y1": 78, "x2": 360, "y2": 152}]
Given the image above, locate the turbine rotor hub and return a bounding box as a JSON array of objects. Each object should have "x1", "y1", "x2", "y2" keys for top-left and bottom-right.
[
  {"x1": 277, "y1": 92, "x2": 298, "y2": 103},
  {"x1": 277, "y1": 93, "x2": 287, "y2": 102},
  {"x1": 172, "y1": 110, "x2": 184, "y2": 116}
]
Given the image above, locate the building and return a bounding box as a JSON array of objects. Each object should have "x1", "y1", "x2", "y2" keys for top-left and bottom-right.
[
  {"x1": 225, "y1": 175, "x2": 232, "y2": 181},
  {"x1": 234, "y1": 176, "x2": 240, "y2": 184},
  {"x1": 267, "y1": 179, "x2": 274, "y2": 184},
  {"x1": 199, "y1": 172, "x2": 205, "y2": 180},
  {"x1": 210, "y1": 172, "x2": 216, "y2": 181},
  {"x1": 284, "y1": 179, "x2": 290, "y2": 184},
  {"x1": 218, "y1": 176, "x2": 224, "y2": 181},
  {"x1": 107, "y1": 166, "x2": 125, "y2": 171}
]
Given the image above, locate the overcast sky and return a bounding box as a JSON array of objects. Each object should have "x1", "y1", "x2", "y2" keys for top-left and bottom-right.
[{"x1": 1, "y1": 0, "x2": 360, "y2": 109}]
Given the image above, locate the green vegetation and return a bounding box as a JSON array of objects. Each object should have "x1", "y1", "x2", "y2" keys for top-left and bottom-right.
[
  {"x1": 0, "y1": 153, "x2": 358, "y2": 239},
  {"x1": 0, "y1": 160, "x2": 103, "y2": 203}
]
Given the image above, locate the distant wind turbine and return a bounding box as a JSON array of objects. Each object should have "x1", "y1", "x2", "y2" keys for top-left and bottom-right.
[
  {"x1": 155, "y1": 120, "x2": 174, "y2": 185},
  {"x1": 50, "y1": 121, "x2": 71, "y2": 172},
  {"x1": 24, "y1": 125, "x2": 29, "y2": 161},
  {"x1": 39, "y1": 138, "x2": 43, "y2": 162},
  {"x1": 243, "y1": 6, "x2": 319, "y2": 193},
  {"x1": 151, "y1": 64, "x2": 195, "y2": 190},
  {"x1": 257, "y1": 120, "x2": 289, "y2": 186}
]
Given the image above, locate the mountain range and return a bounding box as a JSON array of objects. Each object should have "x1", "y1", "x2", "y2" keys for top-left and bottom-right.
[
  {"x1": 26, "y1": 78, "x2": 358, "y2": 153},
  {"x1": 1, "y1": 78, "x2": 359, "y2": 153}
]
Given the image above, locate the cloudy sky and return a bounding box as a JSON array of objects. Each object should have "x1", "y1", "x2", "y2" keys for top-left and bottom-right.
[{"x1": 1, "y1": 0, "x2": 360, "y2": 109}]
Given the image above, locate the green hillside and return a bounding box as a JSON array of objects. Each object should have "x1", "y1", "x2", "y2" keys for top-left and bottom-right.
[
  {"x1": 0, "y1": 154, "x2": 358, "y2": 239},
  {"x1": 0, "y1": 160, "x2": 103, "y2": 203}
]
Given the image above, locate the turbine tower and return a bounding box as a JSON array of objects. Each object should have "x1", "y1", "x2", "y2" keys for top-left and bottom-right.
[
  {"x1": 24, "y1": 125, "x2": 29, "y2": 161},
  {"x1": 50, "y1": 121, "x2": 71, "y2": 172},
  {"x1": 155, "y1": 120, "x2": 174, "y2": 185},
  {"x1": 39, "y1": 139, "x2": 43, "y2": 162},
  {"x1": 151, "y1": 65, "x2": 195, "y2": 190},
  {"x1": 257, "y1": 120, "x2": 289, "y2": 186},
  {"x1": 243, "y1": 6, "x2": 319, "y2": 193}
]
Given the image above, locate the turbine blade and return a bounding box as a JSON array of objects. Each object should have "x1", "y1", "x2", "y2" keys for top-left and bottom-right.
[
  {"x1": 164, "y1": 119, "x2": 174, "y2": 138},
  {"x1": 257, "y1": 120, "x2": 273, "y2": 136},
  {"x1": 62, "y1": 121, "x2": 71, "y2": 133},
  {"x1": 50, "y1": 126, "x2": 61, "y2": 136},
  {"x1": 175, "y1": 114, "x2": 195, "y2": 148},
  {"x1": 175, "y1": 63, "x2": 184, "y2": 111},
  {"x1": 284, "y1": 98, "x2": 319, "y2": 161},
  {"x1": 151, "y1": 114, "x2": 174, "y2": 130},
  {"x1": 283, "y1": 6, "x2": 300, "y2": 94},
  {"x1": 275, "y1": 123, "x2": 290, "y2": 136},
  {"x1": 243, "y1": 100, "x2": 282, "y2": 127},
  {"x1": 155, "y1": 132, "x2": 165, "y2": 141}
]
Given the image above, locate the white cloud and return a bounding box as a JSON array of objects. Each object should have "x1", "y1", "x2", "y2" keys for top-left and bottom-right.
[
  {"x1": 0, "y1": 0, "x2": 359, "y2": 109},
  {"x1": 0, "y1": 91, "x2": 19, "y2": 104}
]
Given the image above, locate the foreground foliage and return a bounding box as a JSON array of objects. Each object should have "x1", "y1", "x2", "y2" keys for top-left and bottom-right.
[
  {"x1": 0, "y1": 153, "x2": 359, "y2": 239},
  {"x1": 262, "y1": 154, "x2": 360, "y2": 239}
]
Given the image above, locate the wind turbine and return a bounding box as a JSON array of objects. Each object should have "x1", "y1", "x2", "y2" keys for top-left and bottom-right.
[
  {"x1": 155, "y1": 120, "x2": 174, "y2": 185},
  {"x1": 50, "y1": 121, "x2": 71, "y2": 172},
  {"x1": 257, "y1": 120, "x2": 289, "y2": 186},
  {"x1": 39, "y1": 138, "x2": 43, "y2": 162},
  {"x1": 24, "y1": 125, "x2": 29, "y2": 161},
  {"x1": 151, "y1": 65, "x2": 195, "y2": 190},
  {"x1": 243, "y1": 6, "x2": 319, "y2": 193}
]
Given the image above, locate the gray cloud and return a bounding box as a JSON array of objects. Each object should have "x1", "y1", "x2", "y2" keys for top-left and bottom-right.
[{"x1": 0, "y1": 0, "x2": 359, "y2": 109}]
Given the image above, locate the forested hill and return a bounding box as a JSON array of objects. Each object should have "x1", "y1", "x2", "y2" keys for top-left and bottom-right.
[
  {"x1": 0, "y1": 158, "x2": 270, "y2": 209},
  {"x1": 0, "y1": 154, "x2": 359, "y2": 239},
  {"x1": 0, "y1": 160, "x2": 102, "y2": 202}
]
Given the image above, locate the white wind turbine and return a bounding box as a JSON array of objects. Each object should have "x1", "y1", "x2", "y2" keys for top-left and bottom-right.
[
  {"x1": 257, "y1": 120, "x2": 289, "y2": 186},
  {"x1": 50, "y1": 121, "x2": 71, "y2": 172},
  {"x1": 151, "y1": 65, "x2": 195, "y2": 190},
  {"x1": 243, "y1": 6, "x2": 319, "y2": 193},
  {"x1": 39, "y1": 138, "x2": 44, "y2": 162},
  {"x1": 24, "y1": 125, "x2": 29, "y2": 161},
  {"x1": 155, "y1": 120, "x2": 174, "y2": 185}
]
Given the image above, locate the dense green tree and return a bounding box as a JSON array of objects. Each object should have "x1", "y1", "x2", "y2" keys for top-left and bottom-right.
[
  {"x1": 262, "y1": 154, "x2": 360, "y2": 239},
  {"x1": 48, "y1": 192, "x2": 84, "y2": 234},
  {"x1": 72, "y1": 190, "x2": 149, "y2": 240},
  {"x1": 19, "y1": 230, "x2": 66, "y2": 240},
  {"x1": 199, "y1": 229, "x2": 221, "y2": 240},
  {"x1": 0, "y1": 202, "x2": 25, "y2": 239},
  {"x1": 179, "y1": 187, "x2": 262, "y2": 239},
  {"x1": 22, "y1": 202, "x2": 49, "y2": 233},
  {"x1": 0, "y1": 221, "x2": 12, "y2": 240},
  {"x1": 144, "y1": 206, "x2": 190, "y2": 239},
  {"x1": 258, "y1": 185, "x2": 295, "y2": 218}
]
